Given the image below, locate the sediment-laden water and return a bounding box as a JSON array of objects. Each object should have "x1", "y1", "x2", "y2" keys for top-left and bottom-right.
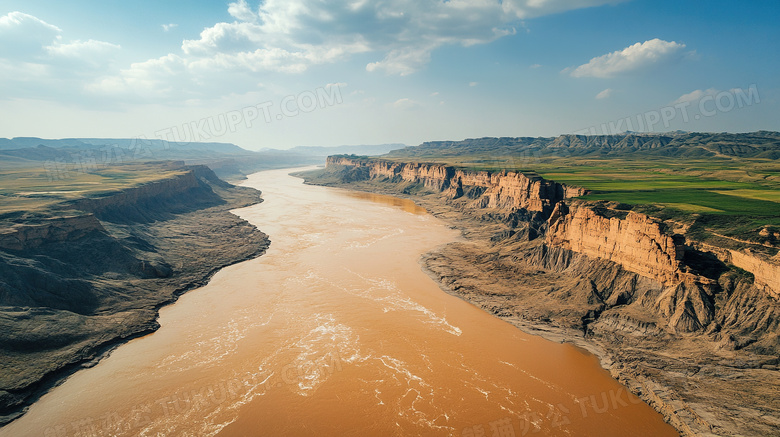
[{"x1": 0, "y1": 168, "x2": 676, "y2": 437}]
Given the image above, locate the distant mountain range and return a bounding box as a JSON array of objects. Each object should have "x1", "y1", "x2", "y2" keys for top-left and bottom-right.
[
  {"x1": 0, "y1": 137, "x2": 406, "y2": 157},
  {"x1": 281, "y1": 144, "x2": 406, "y2": 156},
  {"x1": 387, "y1": 131, "x2": 780, "y2": 160},
  {"x1": 0, "y1": 138, "x2": 407, "y2": 180}
]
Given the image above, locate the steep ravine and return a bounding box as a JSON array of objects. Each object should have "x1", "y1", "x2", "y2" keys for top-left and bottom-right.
[
  {"x1": 0, "y1": 164, "x2": 269, "y2": 425},
  {"x1": 301, "y1": 157, "x2": 780, "y2": 437}
]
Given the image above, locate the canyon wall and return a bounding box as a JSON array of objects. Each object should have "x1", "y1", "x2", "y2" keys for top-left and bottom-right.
[
  {"x1": 325, "y1": 156, "x2": 779, "y2": 306},
  {"x1": 728, "y1": 250, "x2": 780, "y2": 299},
  {"x1": 63, "y1": 168, "x2": 202, "y2": 215},
  {"x1": 0, "y1": 215, "x2": 104, "y2": 251},
  {"x1": 694, "y1": 242, "x2": 780, "y2": 300},
  {"x1": 327, "y1": 156, "x2": 587, "y2": 213},
  {"x1": 0, "y1": 166, "x2": 219, "y2": 252},
  {"x1": 546, "y1": 203, "x2": 685, "y2": 286}
]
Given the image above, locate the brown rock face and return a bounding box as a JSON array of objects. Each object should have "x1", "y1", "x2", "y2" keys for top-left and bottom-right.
[
  {"x1": 725, "y1": 250, "x2": 780, "y2": 299},
  {"x1": 64, "y1": 169, "x2": 202, "y2": 215},
  {"x1": 546, "y1": 203, "x2": 684, "y2": 286},
  {"x1": 0, "y1": 215, "x2": 104, "y2": 251},
  {"x1": 326, "y1": 156, "x2": 587, "y2": 214},
  {"x1": 545, "y1": 203, "x2": 725, "y2": 333},
  {"x1": 325, "y1": 156, "x2": 780, "y2": 330},
  {"x1": 692, "y1": 242, "x2": 780, "y2": 300}
]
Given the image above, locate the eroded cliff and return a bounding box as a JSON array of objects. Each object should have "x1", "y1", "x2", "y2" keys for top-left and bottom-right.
[
  {"x1": 546, "y1": 203, "x2": 685, "y2": 285},
  {"x1": 0, "y1": 215, "x2": 104, "y2": 251},
  {"x1": 325, "y1": 156, "x2": 779, "y2": 306},
  {"x1": 307, "y1": 156, "x2": 780, "y2": 436},
  {"x1": 0, "y1": 163, "x2": 269, "y2": 424},
  {"x1": 327, "y1": 156, "x2": 587, "y2": 214}
]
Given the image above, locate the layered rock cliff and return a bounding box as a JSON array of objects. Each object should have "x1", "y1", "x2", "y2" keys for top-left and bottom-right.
[
  {"x1": 693, "y1": 242, "x2": 780, "y2": 300},
  {"x1": 64, "y1": 171, "x2": 200, "y2": 215},
  {"x1": 326, "y1": 156, "x2": 587, "y2": 214},
  {"x1": 0, "y1": 215, "x2": 104, "y2": 251},
  {"x1": 546, "y1": 203, "x2": 685, "y2": 286},
  {"x1": 325, "y1": 156, "x2": 779, "y2": 306}
]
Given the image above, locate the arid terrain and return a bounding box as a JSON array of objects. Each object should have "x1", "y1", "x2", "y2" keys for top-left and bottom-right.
[
  {"x1": 0, "y1": 161, "x2": 269, "y2": 424},
  {"x1": 299, "y1": 131, "x2": 780, "y2": 436}
]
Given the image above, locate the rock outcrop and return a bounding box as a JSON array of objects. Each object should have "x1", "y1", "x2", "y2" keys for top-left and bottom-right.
[
  {"x1": 546, "y1": 203, "x2": 684, "y2": 286},
  {"x1": 326, "y1": 156, "x2": 587, "y2": 214},
  {"x1": 0, "y1": 215, "x2": 104, "y2": 251},
  {"x1": 694, "y1": 243, "x2": 780, "y2": 299},
  {"x1": 326, "y1": 156, "x2": 779, "y2": 308},
  {"x1": 544, "y1": 202, "x2": 724, "y2": 333}
]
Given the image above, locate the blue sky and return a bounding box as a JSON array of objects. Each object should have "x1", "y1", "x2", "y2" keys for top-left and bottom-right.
[{"x1": 0, "y1": 0, "x2": 777, "y2": 149}]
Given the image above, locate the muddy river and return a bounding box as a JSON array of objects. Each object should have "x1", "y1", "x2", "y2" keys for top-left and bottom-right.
[{"x1": 1, "y1": 168, "x2": 677, "y2": 436}]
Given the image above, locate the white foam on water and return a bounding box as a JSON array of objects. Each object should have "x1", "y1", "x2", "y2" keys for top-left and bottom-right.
[
  {"x1": 156, "y1": 309, "x2": 275, "y2": 372},
  {"x1": 372, "y1": 354, "x2": 456, "y2": 434},
  {"x1": 334, "y1": 269, "x2": 463, "y2": 336}
]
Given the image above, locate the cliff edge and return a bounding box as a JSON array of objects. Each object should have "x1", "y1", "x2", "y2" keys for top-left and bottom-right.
[{"x1": 301, "y1": 156, "x2": 780, "y2": 436}]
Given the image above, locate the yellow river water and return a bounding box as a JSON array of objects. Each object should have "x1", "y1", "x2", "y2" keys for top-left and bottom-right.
[{"x1": 0, "y1": 168, "x2": 677, "y2": 437}]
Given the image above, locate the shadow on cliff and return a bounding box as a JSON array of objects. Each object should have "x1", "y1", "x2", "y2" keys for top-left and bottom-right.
[{"x1": 0, "y1": 164, "x2": 269, "y2": 425}]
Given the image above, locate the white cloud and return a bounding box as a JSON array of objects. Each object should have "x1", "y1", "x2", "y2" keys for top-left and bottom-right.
[
  {"x1": 87, "y1": 54, "x2": 189, "y2": 99},
  {"x1": 149, "y1": 0, "x2": 627, "y2": 83},
  {"x1": 367, "y1": 45, "x2": 435, "y2": 76},
  {"x1": 673, "y1": 88, "x2": 719, "y2": 105},
  {"x1": 0, "y1": 2, "x2": 634, "y2": 103},
  {"x1": 47, "y1": 39, "x2": 120, "y2": 58},
  {"x1": 469, "y1": 81, "x2": 479, "y2": 87},
  {"x1": 0, "y1": 12, "x2": 119, "y2": 65},
  {"x1": 393, "y1": 98, "x2": 420, "y2": 110},
  {"x1": 502, "y1": 0, "x2": 627, "y2": 19},
  {"x1": 228, "y1": 0, "x2": 259, "y2": 22},
  {"x1": 570, "y1": 38, "x2": 688, "y2": 78},
  {"x1": 0, "y1": 11, "x2": 61, "y2": 58},
  {"x1": 0, "y1": 11, "x2": 121, "y2": 100},
  {"x1": 595, "y1": 88, "x2": 612, "y2": 99},
  {"x1": 530, "y1": 63, "x2": 541, "y2": 69}
]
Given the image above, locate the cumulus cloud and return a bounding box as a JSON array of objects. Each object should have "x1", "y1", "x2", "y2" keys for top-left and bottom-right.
[
  {"x1": 47, "y1": 39, "x2": 120, "y2": 59},
  {"x1": 595, "y1": 88, "x2": 612, "y2": 99},
  {"x1": 167, "y1": 0, "x2": 627, "y2": 80},
  {"x1": 0, "y1": 11, "x2": 61, "y2": 58},
  {"x1": 228, "y1": 0, "x2": 258, "y2": 22},
  {"x1": 87, "y1": 54, "x2": 189, "y2": 99},
  {"x1": 1, "y1": 2, "x2": 632, "y2": 102},
  {"x1": 0, "y1": 11, "x2": 119, "y2": 64},
  {"x1": 0, "y1": 11, "x2": 120, "y2": 100},
  {"x1": 162, "y1": 23, "x2": 178, "y2": 32},
  {"x1": 672, "y1": 88, "x2": 720, "y2": 105},
  {"x1": 570, "y1": 38, "x2": 688, "y2": 78}
]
